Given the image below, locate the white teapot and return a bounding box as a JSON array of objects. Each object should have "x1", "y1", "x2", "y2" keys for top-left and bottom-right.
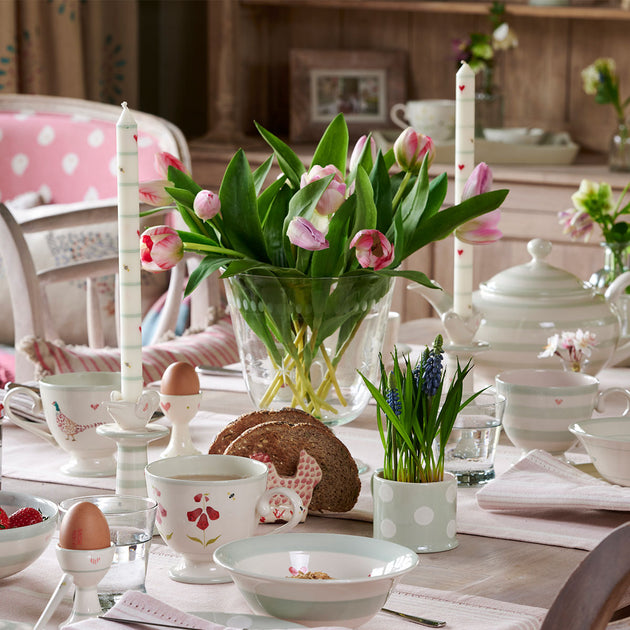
[
  {"x1": 411, "y1": 239, "x2": 630, "y2": 386},
  {"x1": 472, "y1": 239, "x2": 630, "y2": 382}
]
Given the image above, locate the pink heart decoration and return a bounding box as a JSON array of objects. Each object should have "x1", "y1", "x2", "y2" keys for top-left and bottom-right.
[
  {"x1": 90, "y1": 403, "x2": 99, "y2": 410},
  {"x1": 457, "y1": 249, "x2": 464, "y2": 256},
  {"x1": 555, "y1": 399, "x2": 563, "y2": 405},
  {"x1": 161, "y1": 402, "x2": 171, "y2": 412}
]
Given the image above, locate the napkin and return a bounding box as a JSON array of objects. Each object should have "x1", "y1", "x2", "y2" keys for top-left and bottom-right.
[
  {"x1": 67, "y1": 592, "x2": 348, "y2": 629},
  {"x1": 477, "y1": 449, "x2": 630, "y2": 512}
]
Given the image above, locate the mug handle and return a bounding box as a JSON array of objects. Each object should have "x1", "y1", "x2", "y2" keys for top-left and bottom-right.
[
  {"x1": 390, "y1": 103, "x2": 408, "y2": 130},
  {"x1": 595, "y1": 387, "x2": 630, "y2": 416},
  {"x1": 256, "y1": 487, "x2": 304, "y2": 533},
  {"x1": 3, "y1": 387, "x2": 58, "y2": 446}
]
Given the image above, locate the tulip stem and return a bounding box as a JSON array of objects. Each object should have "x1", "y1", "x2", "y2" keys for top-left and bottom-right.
[{"x1": 391, "y1": 170, "x2": 413, "y2": 214}]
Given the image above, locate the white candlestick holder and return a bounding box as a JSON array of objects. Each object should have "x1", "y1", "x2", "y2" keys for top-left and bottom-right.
[{"x1": 97, "y1": 390, "x2": 168, "y2": 496}]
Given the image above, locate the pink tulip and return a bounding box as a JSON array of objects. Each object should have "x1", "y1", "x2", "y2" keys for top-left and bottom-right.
[
  {"x1": 349, "y1": 135, "x2": 377, "y2": 173},
  {"x1": 300, "y1": 165, "x2": 347, "y2": 216},
  {"x1": 393, "y1": 128, "x2": 435, "y2": 173},
  {"x1": 461, "y1": 163, "x2": 493, "y2": 200},
  {"x1": 287, "y1": 217, "x2": 329, "y2": 251},
  {"x1": 139, "y1": 179, "x2": 173, "y2": 207},
  {"x1": 349, "y1": 229, "x2": 394, "y2": 270},
  {"x1": 455, "y1": 209, "x2": 503, "y2": 244},
  {"x1": 140, "y1": 225, "x2": 184, "y2": 272},
  {"x1": 154, "y1": 151, "x2": 189, "y2": 179},
  {"x1": 194, "y1": 189, "x2": 221, "y2": 220}
]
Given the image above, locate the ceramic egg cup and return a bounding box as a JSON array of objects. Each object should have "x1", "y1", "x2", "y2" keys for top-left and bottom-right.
[
  {"x1": 56, "y1": 543, "x2": 115, "y2": 627},
  {"x1": 159, "y1": 392, "x2": 202, "y2": 458}
]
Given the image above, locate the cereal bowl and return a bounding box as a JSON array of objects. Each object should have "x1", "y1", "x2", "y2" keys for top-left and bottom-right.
[
  {"x1": 0, "y1": 491, "x2": 58, "y2": 578},
  {"x1": 213, "y1": 533, "x2": 418, "y2": 628},
  {"x1": 569, "y1": 417, "x2": 630, "y2": 486}
]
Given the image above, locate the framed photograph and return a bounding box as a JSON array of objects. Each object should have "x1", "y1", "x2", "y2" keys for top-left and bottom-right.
[{"x1": 290, "y1": 49, "x2": 406, "y2": 143}]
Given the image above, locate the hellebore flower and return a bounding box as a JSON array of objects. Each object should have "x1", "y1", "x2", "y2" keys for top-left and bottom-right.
[
  {"x1": 300, "y1": 165, "x2": 347, "y2": 216},
  {"x1": 350, "y1": 229, "x2": 394, "y2": 270},
  {"x1": 140, "y1": 225, "x2": 184, "y2": 272},
  {"x1": 154, "y1": 151, "x2": 189, "y2": 179},
  {"x1": 571, "y1": 179, "x2": 614, "y2": 215},
  {"x1": 287, "y1": 217, "x2": 329, "y2": 251},
  {"x1": 393, "y1": 128, "x2": 435, "y2": 173},
  {"x1": 455, "y1": 209, "x2": 502, "y2": 244},
  {"x1": 461, "y1": 162, "x2": 493, "y2": 200},
  {"x1": 193, "y1": 189, "x2": 221, "y2": 220},
  {"x1": 492, "y1": 22, "x2": 518, "y2": 51},
  {"x1": 139, "y1": 179, "x2": 173, "y2": 207},
  {"x1": 558, "y1": 208, "x2": 595, "y2": 242}
]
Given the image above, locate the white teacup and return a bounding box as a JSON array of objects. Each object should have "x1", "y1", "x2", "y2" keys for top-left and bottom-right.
[
  {"x1": 4, "y1": 372, "x2": 120, "y2": 476},
  {"x1": 145, "y1": 454, "x2": 304, "y2": 584},
  {"x1": 496, "y1": 369, "x2": 630, "y2": 457},
  {"x1": 390, "y1": 99, "x2": 456, "y2": 143}
]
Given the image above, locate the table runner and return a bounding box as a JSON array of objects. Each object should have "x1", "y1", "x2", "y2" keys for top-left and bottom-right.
[
  {"x1": 0, "y1": 534, "x2": 548, "y2": 630},
  {"x1": 2, "y1": 408, "x2": 629, "y2": 551}
]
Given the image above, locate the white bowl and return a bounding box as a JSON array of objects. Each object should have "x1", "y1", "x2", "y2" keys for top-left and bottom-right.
[
  {"x1": 483, "y1": 127, "x2": 545, "y2": 145},
  {"x1": 213, "y1": 533, "x2": 418, "y2": 628},
  {"x1": 569, "y1": 418, "x2": 630, "y2": 486},
  {"x1": 0, "y1": 491, "x2": 58, "y2": 578}
]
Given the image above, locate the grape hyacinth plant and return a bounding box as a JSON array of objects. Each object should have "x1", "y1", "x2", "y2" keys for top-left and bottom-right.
[{"x1": 360, "y1": 336, "x2": 482, "y2": 483}]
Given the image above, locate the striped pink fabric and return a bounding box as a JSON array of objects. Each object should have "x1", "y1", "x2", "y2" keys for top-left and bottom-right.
[{"x1": 20, "y1": 316, "x2": 239, "y2": 384}]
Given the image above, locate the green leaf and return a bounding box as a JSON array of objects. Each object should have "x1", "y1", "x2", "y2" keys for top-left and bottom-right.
[
  {"x1": 219, "y1": 149, "x2": 269, "y2": 262},
  {"x1": 255, "y1": 121, "x2": 306, "y2": 188},
  {"x1": 377, "y1": 268, "x2": 439, "y2": 289},
  {"x1": 165, "y1": 187, "x2": 195, "y2": 208},
  {"x1": 253, "y1": 155, "x2": 274, "y2": 195},
  {"x1": 282, "y1": 175, "x2": 334, "y2": 234},
  {"x1": 370, "y1": 153, "x2": 393, "y2": 234},
  {"x1": 353, "y1": 167, "x2": 378, "y2": 234},
  {"x1": 167, "y1": 165, "x2": 202, "y2": 196},
  {"x1": 175, "y1": 229, "x2": 220, "y2": 247},
  {"x1": 310, "y1": 197, "x2": 355, "y2": 277},
  {"x1": 311, "y1": 113, "x2": 349, "y2": 173},
  {"x1": 258, "y1": 177, "x2": 286, "y2": 225},
  {"x1": 262, "y1": 184, "x2": 293, "y2": 268},
  {"x1": 185, "y1": 256, "x2": 233, "y2": 295}
]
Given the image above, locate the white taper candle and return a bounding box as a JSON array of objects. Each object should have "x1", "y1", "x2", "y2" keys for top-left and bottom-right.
[
  {"x1": 453, "y1": 62, "x2": 476, "y2": 317},
  {"x1": 116, "y1": 102, "x2": 143, "y2": 402}
]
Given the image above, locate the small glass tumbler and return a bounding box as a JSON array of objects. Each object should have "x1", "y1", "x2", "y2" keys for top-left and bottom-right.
[
  {"x1": 443, "y1": 391, "x2": 506, "y2": 487},
  {"x1": 59, "y1": 495, "x2": 157, "y2": 611}
]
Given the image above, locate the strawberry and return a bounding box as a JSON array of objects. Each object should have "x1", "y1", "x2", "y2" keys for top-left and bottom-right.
[
  {"x1": 0, "y1": 508, "x2": 9, "y2": 530},
  {"x1": 9, "y1": 507, "x2": 44, "y2": 528}
]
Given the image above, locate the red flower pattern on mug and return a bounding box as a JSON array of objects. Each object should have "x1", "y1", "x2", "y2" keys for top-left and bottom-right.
[{"x1": 186, "y1": 492, "x2": 221, "y2": 547}]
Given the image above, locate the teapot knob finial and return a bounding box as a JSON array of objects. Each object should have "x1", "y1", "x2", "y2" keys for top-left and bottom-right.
[{"x1": 527, "y1": 239, "x2": 552, "y2": 262}]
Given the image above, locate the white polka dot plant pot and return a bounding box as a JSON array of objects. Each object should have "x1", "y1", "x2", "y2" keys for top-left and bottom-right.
[{"x1": 371, "y1": 470, "x2": 458, "y2": 553}]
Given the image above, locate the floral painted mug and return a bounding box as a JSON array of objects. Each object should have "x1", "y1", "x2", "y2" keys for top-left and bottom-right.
[{"x1": 145, "y1": 454, "x2": 304, "y2": 584}]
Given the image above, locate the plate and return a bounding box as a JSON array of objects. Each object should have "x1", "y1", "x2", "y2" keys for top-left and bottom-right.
[{"x1": 195, "y1": 612, "x2": 305, "y2": 629}]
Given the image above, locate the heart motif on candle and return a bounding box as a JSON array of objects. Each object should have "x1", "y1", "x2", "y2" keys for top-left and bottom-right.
[
  {"x1": 133, "y1": 134, "x2": 138, "y2": 143},
  {"x1": 90, "y1": 403, "x2": 100, "y2": 410},
  {"x1": 161, "y1": 402, "x2": 172, "y2": 412},
  {"x1": 555, "y1": 399, "x2": 563, "y2": 405},
  {"x1": 458, "y1": 85, "x2": 465, "y2": 91},
  {"x1": 458, "y1": 164, "x2": 465, "y2": 170},
  {"x1": 457, "y1": 249, "x2": 464, "y2": 256}
]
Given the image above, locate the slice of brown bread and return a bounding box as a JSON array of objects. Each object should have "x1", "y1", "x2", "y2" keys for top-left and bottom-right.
[
  {"x1": 221, "y1": 419, "x2": 360, "y2": 513},
  {"x1": 208, "y1": 407, "x2": 329, "y2": 455}
]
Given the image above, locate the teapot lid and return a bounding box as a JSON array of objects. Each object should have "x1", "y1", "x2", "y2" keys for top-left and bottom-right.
[{"x1": 480, "y1": 239, "x2": 587, "y2": 298}]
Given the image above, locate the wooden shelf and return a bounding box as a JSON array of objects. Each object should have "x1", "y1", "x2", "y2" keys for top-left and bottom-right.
[{"x1": 241, "y1": 0, "x2": 630, "y2": 20}]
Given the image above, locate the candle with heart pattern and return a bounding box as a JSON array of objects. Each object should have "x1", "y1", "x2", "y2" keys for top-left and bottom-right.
[
  {"x1": 453, "y1": 62, "x2": 476, "y2": 317},
  {"x1": 116, "y1": 102, "x2": 143, "y2": 402}
]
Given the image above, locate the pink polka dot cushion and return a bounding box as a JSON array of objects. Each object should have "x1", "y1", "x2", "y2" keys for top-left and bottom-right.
[
  {"x1": 18, "y1": 316, "x2": 239, "y2": 384},
  {"x1": 0, "y1": 110, "x2": 161, "y2": 204}
]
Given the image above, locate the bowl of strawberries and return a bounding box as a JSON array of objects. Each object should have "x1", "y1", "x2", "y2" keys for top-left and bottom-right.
[{"x1": 0, "y1": 490, "x2": 58, "y2": 579}]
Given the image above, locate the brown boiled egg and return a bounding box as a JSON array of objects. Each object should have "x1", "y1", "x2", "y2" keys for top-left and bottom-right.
[
  {"x1": 59, "y1": 502, "x2": 111, "y2": 550},
  {"x1": 160, "y1": 361, "x2": 200, "y2": 395}
]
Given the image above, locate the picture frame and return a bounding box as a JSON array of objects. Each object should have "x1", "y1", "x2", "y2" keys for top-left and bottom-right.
[{"x1": 289, "y1": 49, "x2": 407, "y2": 143}]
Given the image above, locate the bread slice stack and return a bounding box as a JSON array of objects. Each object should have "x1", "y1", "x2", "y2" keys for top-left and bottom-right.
[{"x1": 209, "y1": 408, "x2": 360, "y2": 513}]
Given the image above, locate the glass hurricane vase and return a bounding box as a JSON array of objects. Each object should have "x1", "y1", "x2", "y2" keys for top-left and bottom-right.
[{"x1": 224, "y1": 273, "x2": 394, "y2": 427}]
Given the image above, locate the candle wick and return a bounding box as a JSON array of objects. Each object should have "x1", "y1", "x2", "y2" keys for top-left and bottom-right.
[{"x1": 121, "y1": 101, "x2": 128, "y2": 109}]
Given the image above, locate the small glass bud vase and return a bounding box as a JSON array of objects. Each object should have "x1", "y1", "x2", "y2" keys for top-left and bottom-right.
[
  {"x1": 561, "y1": 357, "x2": 588, "y2": 373},
  {"x1": 609, "y1": 121, "x2": 630, "y2": 172}
]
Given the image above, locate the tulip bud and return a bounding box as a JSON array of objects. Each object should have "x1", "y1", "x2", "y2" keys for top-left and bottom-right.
[
  {"x1": 349, "y1": 135, "x2": 377, "y2": 174},
  {"x1": 139, "y1": 179, "x2": 173, "y2": 207},
  {"x1": 455, "y1": 209, "x2": 503, "y2": 245},
  {"x1": 193, "y1": 189, "x2": 221, "y2": 220},
  {"x1": 393, "y1": 128, "x2": 435, "y2": 174},
  {"x1": 287, "y1": 217, "x2": 329, "y2": 251},
  {"x1": 140, "y1": 225, "x2": 184, "y2": 272},
  {"x1": 349, "y1": 229, "x2": 394, "y2": 270},
  {"x1": 154, "y1": 151, "x2": 189, "y2": 179},
  {"x1": 300, "y1": 165, "x2": 347, "y2": 216},
  {"x1": 461, "y1": 162, "x2": 493, "y2": 201}
]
